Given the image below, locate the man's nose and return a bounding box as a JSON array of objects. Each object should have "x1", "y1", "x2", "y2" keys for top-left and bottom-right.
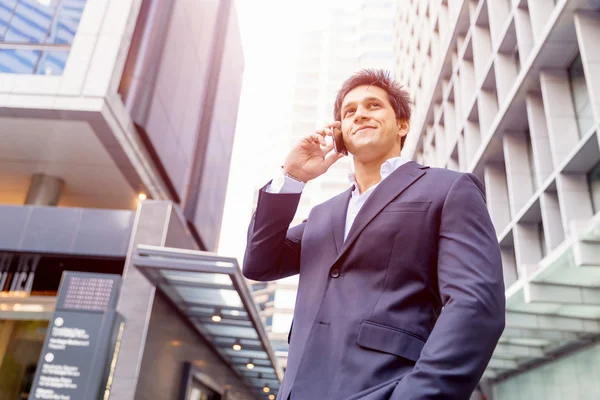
[{"x1": 353, "y1": 106, "x2": 368, "y2": 123}]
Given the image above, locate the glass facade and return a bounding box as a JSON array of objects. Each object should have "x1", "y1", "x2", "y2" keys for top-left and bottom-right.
[
  {"x1": 0, "y1": 320, "x2": 48, "y2": 400},
  {"x1": 0, "y1": 0, "x2": 86, "y2": 75}
]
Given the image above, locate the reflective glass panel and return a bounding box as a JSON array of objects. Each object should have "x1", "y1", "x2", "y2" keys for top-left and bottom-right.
[
  {"x1": 162, "y1": 270, "x2": 232, "y2": 286},
  {"x1": 0, "y1": 0, "x2": 19, "y2": 40},
  {"x1": 0, "y1": 49, "x2": 39, "y2": 73},
  {"x1": 236, "y1": 365, "x2": 273, "y2": 374},
  {"x1": 248, "y1": 358, "x2": 271, "y2": 366},
  {"x1": 203, "y1": 324, "x2": 258, "y2": 339},
  {"x1": 5, "y1": 0, "x2": 60, "y2": 44},
  {"x1": 174, "y1": 286, "x2": 242, "y2": 308},
  {"x1": 35, "y1": 50, "x2": 68, "y2": 75},
  {"x1": 200, "y1": 318, "x2": 252, "y2": 327},
  {"x1": 221, "y1": 308, "x2": 248, "y2": 318},
  {"x1": 224, "y1": 349, "x2": 268, "y2": 359},
  {"x1": 0, "y1": 0, "x2": 87, "y2": 75},
  {"x1": 187, "y1": 306, "x2": 216, "y2": 315},
  {"x1": 46, "y1": 0, "x2": 86, "y2": 45}
]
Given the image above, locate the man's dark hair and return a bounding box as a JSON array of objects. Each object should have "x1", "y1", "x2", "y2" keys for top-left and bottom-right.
[{"x1": 334, "y1": 69, "x2": 412, "y2": 149}]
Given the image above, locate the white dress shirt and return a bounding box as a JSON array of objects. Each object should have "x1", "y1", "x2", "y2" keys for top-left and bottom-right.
[{"x1": 267, "y1": 156, "x2": 412, "y2": 240}]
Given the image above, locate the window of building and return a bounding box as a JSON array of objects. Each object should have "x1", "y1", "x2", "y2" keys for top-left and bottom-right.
[
  {"x1": 0, "y1": 0, "x2": 87, "y2": 75},
  {"x1": 568, "y1": 53, "x2": 594, "y2": 138},
  {"x1": 0, "y1": 320, "x2": 49, "y2": 400}
]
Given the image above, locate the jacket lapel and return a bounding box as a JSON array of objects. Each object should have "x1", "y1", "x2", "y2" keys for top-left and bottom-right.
[
  {"x1": 329, "y1": 187, "x2": 353, "y2": 253},
  {"x1": 335, "y1": 161, "x2": 429, "y2": 263}
]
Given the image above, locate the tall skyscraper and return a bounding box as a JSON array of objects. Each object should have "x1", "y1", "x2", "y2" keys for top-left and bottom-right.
[{"x1": 394, "y1": 0, "x2": 600, "y2": 398}]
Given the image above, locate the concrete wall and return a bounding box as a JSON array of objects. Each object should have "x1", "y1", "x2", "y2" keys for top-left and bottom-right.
[{"x1": 135, "y1": 292, "x2": 255, "y2": 400}]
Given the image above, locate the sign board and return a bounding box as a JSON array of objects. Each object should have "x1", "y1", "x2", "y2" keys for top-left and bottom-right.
[
  {"x1": 0, "y1": 252, "x2": 124, "y2": 296},
  {"x1": 29, "y1": 272, "x2": 123, "y2": 400},
  {"x1": 0, "y1": 253, "x2": 40, "y2": 295}
]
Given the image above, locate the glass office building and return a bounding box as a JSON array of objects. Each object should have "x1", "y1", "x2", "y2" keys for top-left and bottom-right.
[
  {"x1": 394, "y1": 0, "x2": 600, "y2": 398},
  {"x1": 0, "y1": 1, "x2": 280, "y2": 399}
]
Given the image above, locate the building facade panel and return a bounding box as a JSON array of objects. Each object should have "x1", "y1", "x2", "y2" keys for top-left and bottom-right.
[{"x1": 394, "y1": 0, "x2": 600, "y2": 397}]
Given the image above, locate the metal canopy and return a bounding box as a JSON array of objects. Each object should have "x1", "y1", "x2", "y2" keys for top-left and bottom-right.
[
  {"x1": 487, "y1": 214, "x2": 600, "y2": 380},
  {"x1": 133, "y1": 245, "x2": 282, "y2": 399}
]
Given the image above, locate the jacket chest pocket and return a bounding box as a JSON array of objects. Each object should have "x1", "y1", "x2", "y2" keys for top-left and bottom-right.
[{"x1": 382, "y1": 201, "x2": 431, "y2": 213}]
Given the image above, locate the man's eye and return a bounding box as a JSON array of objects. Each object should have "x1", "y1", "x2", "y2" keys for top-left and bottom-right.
[
  {"x1": 344, "y1": 109, "x2": 355, "y2": 116},
  {"x1": 369, "y1": 103, "x2": 381, "y2": 108}
]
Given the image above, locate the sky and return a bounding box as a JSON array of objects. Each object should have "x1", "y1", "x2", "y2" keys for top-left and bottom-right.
[
  {"x1": 218, "y1": 0, "x2": 362, "y2": 262},
  {"x1": 217, "y1": 1, "x2": 317, "y2": 261}
]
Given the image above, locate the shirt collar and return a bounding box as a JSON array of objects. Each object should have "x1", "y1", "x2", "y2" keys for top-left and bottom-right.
[{"x1": 348, "y1": 156, "x2": 412, "y2": 188}]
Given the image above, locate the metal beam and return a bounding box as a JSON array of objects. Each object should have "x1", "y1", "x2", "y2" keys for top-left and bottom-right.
[
  {"x1": 160, "y1": 280, "x2": 235, "y2": 291},
  {"x1": 493, "y1": 343, "x2": 545, "y2": 358},
  {"x1": 501, "y1": 327, "x2": 581, "y2": 341},
  {"x1": 189, "y1": 312, "x2": 250, "y2": 322},
  {"x1": 482, "y1": 369, "x2": 498, "y2": 379},
  {"x1": 506, "y1": 311, "x2": 600, "y2": 333},
  {"x1": 133, "y1": 255, "x2": 236, "y2": 275},
  {"x1": 487, "y1": 358, "x2": 518, "y2": 370},
  {"x1": 524, "y1": 282, "x2": 600, "y2": 305},
  {"x1": 182, "y1": 302, "x2": 247, "y2": 312}
]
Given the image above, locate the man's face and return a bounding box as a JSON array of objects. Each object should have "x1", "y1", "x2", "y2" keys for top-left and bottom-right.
[{"x1": 339, "y1": 85, "x2": 409, "y2": 162}]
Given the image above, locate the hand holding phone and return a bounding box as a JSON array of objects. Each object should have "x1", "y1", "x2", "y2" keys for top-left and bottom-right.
[
  {"x1": 331, "y1": 125, "x2": 348, "y2": 156},
  {"x1": 282, "y1": 122, "x2": 345, "y2": 183}
]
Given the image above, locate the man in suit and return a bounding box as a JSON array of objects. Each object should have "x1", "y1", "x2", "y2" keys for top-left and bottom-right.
[{"x1": 243, "y1": 69, "x2": 505, "y2": 400}]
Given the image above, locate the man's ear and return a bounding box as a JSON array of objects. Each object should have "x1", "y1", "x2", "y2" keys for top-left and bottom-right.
[{"x1": 397, "y1": 119, "x2": 410, "y2": 139}]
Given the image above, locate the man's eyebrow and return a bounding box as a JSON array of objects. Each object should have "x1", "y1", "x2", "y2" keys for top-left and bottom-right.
[{"x1": 342, "y1": 96, "x2": 384, "y2": 110}]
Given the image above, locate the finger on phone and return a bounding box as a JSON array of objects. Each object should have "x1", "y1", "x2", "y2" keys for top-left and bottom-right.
[
  {"x1": 312, "y1": 133, "x2": 325, "y2": 146},
  {"x1": 329, "y1": 121, "x2": 341, "y2": 129},
  {"x1": 321, "y1": 142, "x2": 334, "y2": 154}
]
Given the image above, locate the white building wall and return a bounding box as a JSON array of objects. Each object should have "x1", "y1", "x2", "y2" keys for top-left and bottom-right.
[{"x1": 394, "y1": 0, "x2": 600, "y2": 397}]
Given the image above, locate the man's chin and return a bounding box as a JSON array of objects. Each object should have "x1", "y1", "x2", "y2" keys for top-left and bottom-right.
[{"x1": 348, "y1": 143, "x2": 384, "y2": 162}]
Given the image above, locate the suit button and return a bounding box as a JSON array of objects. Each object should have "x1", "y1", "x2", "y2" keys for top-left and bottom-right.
[{"x1": 330, "y1": 269, "x2": 340, "y2": 278}]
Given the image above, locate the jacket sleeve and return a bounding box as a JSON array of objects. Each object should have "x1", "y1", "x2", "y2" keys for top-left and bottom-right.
[
  {"x1": 390, "y1": 173, "x2": 506, "y2": 399},
  {"x1": 242, "y1": 182, "x2": 305, "y2": 282}
]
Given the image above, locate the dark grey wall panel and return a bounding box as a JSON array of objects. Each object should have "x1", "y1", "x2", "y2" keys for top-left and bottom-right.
[
  {"x1": 193, "y1": 3, "x2": 245, "y2": 251},
  {"x1": 0, "y1": 205, "x2": 30, "y2": 249},
  {"x1": 21, "y1": 207, "x2": 82, "y2": 253},
  {"x1": 0, "y1": 206, "x2": 134, "y2": 257},
  {"x1": 73, "y1": 209, "x2": 136, "y2": 256},
  {"x1": 145, "y1": 0, "x2": 221, "y2": 197}
]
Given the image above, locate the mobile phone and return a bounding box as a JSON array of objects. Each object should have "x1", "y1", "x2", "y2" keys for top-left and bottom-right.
[{"x1": 331, "y1": 126, "x2": 348, "y2": 156}]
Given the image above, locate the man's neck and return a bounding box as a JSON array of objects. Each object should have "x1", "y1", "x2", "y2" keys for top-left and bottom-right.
[{"x1": 353, "y1": 152, "x2": 399, "y2": 194}]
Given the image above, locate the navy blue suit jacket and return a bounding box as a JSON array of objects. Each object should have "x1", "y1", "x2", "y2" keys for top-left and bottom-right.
[{"x1": 243, "y1": 161, "x2": 505, "y2": 400}]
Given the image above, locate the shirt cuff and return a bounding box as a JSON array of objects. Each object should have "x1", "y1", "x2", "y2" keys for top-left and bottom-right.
[{"x1": 266, "y1": 168, "x2": 306, "y2": 194}]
